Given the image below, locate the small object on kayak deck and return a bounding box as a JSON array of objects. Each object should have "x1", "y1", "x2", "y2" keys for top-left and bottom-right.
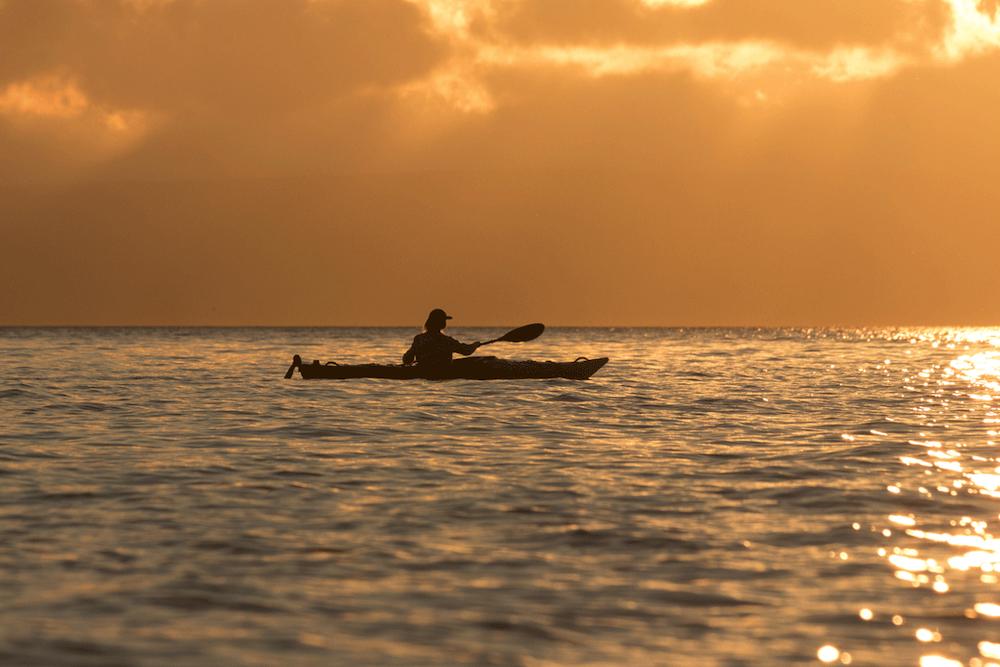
[{"x1": 284, "y1": 354, "x2": 609, "y2": 380}]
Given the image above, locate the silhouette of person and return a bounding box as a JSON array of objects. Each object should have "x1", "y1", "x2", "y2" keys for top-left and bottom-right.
[{"x1": 403, "y1": 309, "x2": 481, "y2": 365}]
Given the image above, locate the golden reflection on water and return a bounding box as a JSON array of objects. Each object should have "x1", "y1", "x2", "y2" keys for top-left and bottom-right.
[
  {"x1": 818, "y1": 643, "x2": 852, "y2": 663},
  {"x1": 919, "y1": 656, "x2": 965, "y2": 667},
  {"x1": 870, "y1": 333, "x2": 1000, "y2": 666}
]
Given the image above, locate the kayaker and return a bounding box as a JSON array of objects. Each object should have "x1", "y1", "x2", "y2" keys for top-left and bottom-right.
[{"x1": 403, "y1": 309, "x2": 481, "y2": 365}]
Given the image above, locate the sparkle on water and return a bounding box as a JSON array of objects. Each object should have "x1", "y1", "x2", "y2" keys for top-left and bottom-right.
[{"x1": 0, "y1": 329, "x2": 1000, "y2": 667}]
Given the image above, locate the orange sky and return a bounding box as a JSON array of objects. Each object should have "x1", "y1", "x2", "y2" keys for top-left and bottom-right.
[{"x1": 2, "y1": 0, "x2": 999, "y2": 326}]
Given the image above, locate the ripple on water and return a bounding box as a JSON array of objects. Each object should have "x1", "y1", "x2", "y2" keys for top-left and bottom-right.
[{"x1": 1, "y1": 327, "x2": 1000, "y2": 666}]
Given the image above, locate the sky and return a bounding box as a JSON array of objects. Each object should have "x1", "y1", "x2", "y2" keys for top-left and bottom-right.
[{"x1": 2, "y1": 0, "x2": 999, "y2": 327}]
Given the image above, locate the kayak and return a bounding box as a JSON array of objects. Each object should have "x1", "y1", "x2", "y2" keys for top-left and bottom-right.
[{"x1": 285, "y1": 354, "x2": 609, "y2": 380}]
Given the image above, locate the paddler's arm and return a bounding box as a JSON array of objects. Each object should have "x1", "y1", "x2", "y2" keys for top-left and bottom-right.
[
  {"x1": 453, "y1": 340, "x2": 482, "y2": 357},
  {"x1": 402, "y1": 336, "x2": 419, "y2": 365}
]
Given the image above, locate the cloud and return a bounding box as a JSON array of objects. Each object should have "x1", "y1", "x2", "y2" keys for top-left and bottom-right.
[
  {"x1": 399, "y1": 0, "x2": 999, "y2": 117},
  {"x1": 0, "y1": 0, "x2": 444, "y2": 178},
  {"x1": 483, "y1": 0, "x2": 938, "y2": 50},
  {"x1": 67, "y1": 0, "x2": 441, "y2": 116},
  {"x1": 0, "y1": 73, "x2": 161, "y2": 179},
  {"x1": 3, "y1": 0, "x2": 999, "y2": 180},
  {"x1": 0, "y1": 75, "x2": 88, "y2": 117},
  {"x1": 937, "y1": 0, "x2": 1000, "y2": 60}
]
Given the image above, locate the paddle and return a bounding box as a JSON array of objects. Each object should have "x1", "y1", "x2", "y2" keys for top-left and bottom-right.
[
  {"x1": 287, "y1": 326, "x2": 543, "y2": 377},
  {"x1": 480, "y1": 323, "x2": 545, "y2": 346}
]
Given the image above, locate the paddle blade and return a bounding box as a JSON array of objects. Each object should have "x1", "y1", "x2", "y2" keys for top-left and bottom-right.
[{"x1": 496, "y1": 323, "x2": 545, "y2": 343}]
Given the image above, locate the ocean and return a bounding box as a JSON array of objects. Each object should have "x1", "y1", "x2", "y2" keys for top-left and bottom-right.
[{"x1": 1, "y1": 326, "x2": 999, "y2": 667}]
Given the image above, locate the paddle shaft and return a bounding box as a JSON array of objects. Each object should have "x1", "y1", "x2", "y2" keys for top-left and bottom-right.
[{"x1": 480, "y1": 323, "x2": 545, "y2": 346}]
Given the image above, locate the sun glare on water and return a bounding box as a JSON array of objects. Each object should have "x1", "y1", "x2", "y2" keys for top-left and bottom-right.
[{"x1": 852, "y1": 331, "x2": 1000, "y2": 665}]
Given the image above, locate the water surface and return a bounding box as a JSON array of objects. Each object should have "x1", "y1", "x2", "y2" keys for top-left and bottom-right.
[{"x1": 2, "y1": 327, "x2": 999, "y2": 666}]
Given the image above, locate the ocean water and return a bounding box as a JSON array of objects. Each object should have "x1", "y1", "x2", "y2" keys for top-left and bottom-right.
[{"x1": 2, "y1": 326, "x2": 1000, "y2": 667}]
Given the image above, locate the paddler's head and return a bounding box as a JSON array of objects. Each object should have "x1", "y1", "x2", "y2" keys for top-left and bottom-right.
[{"x1": 424, "y1": 308, "x2": 452, "y2": 333}]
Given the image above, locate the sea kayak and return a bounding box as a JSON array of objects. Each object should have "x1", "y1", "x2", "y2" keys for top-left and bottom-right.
[{"x1": 285, "y1": 354, "x2": 609, "y2": 380}]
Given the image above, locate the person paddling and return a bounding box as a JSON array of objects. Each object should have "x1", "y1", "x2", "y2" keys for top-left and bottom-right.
[{"x1": 403, "y1": 309, "x2": 481, "y2": 366}]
